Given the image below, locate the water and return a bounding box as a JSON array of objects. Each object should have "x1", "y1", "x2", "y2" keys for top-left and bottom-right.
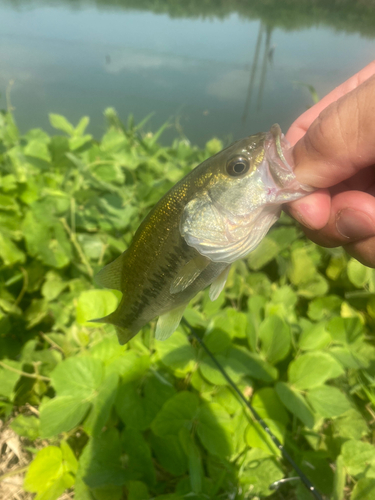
[{"x1": 1, "y1": 1, "x2": 375, "y2": 146}]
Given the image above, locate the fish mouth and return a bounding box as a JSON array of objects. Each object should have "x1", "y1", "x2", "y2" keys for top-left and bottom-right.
[{"x1": 265, "y1": 124, "x2": 313, "y2": 193}]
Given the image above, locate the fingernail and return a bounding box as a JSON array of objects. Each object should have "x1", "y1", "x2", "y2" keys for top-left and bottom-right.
[{"x1": 336, "y1": 209, "x2": 375, "y2": 240}]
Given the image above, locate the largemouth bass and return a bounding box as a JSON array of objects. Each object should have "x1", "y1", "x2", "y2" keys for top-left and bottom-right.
[{"x1": 93, "y1": 125, "x2": 311, "y2": 344}]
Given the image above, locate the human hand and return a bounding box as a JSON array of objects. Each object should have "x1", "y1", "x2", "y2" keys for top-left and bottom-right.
[{"x1": 286, "y1": 60, "x2": 375, "y2": 267}]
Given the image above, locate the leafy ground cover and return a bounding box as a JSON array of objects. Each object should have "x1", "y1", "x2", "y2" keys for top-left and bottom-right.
[{"x1": 0, "y1": 108, "x2": 375, "y2": 500}]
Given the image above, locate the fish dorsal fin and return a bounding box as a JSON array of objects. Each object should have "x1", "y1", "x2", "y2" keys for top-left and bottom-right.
[
  {"x1": 155, "y1": 303, "x2": 188, "y2": 341},
  {"x1": 209, "y1": 265, "x2": 231, "y2": 301},
  {"x1": 170, "y1": 255, "x2": 210, "y2": 294},
  {"x1": 94, "y1": 252, "x2": 125, "y2": 291}
]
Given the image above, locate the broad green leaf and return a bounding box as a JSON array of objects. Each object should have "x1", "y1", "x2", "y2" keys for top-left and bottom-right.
[
  {"x1": 308, "y1": 295, "x2": 342, "y2": 321},
  {"x1": 24, "y1": 444, "x2": 76, "y2": 500},
  {"x1": 80, "y1": 428, "x2": 125, "y2": 488},
  {"x1": 306, "y1": 385, "x2": 352, "y2": 418},
  {"x1": 196, "y1": 402, "x2": 232, "y2": 457},
  {"x1": 347, "y1": 258, "x2": 371, "y2": 288},
  {"x1": 288, "y1": 352, "x2": 344, "y2": 390},
  {"x1": 251, "y1": 387, "x2": 289, "y2": 426},
  {"x1": 0, "y1": 233, "x2": 25, "y2": 265},
  {"x1": 298, "y1": 321, "x2": 331, "y2": 351},
  {"x1": 50, "y1": 356, "x2": 104, "y2": 398},
  {"x1": 342, "y1": 440, "x2": 375, "y2": 477},
  {"x1": 127, "y1": 481, "x2": 149, "y2": 500},
  {"x1": 84, "y1": 372, "x2": 119, "y2": 436},
  {"x1": 327, "y1": 317, "x2": 364, "y2": 345},
  {"x1": 240, "y1": 448, "x2": 284, "y2": 496},
  {"x1": 351, "y1": 478, "x2": 375, "y2": 500},
  {"x1": 333, "y1": 409, "x2": 368, "y2": 440},
  {"x1": 115, "y1": 381, "x2": 154, "y2": 430},
  {"x1": 150, "y1": 433, "x2": 187, "y2": 476},
  {"x1": 245, "y1": 418, "x2": 285, "y2": 456},
  {"x1": 121, "y1": 428, "x2": 155, "y2": 485},
  {"x1": 151, "y1": 391, "x2": 199, "y2": 437},
  {"x1": 155, "y1": 330, "x2": 196, "y2": 375},
  {"x1": 179, "y1": 427, "x2": 203, "y2": 494},
  {"x1": 76, "y1": 289, "x2": 119, "y2": 326},
  {"x1": 0, "y1": 359, "x2": 22, "y2": 398},
  {"x1": 258, "y1": 315, "x2": 291, "y2": 364},
  {"x1": 11, "y1": 414, "x2": 40, "y2": 440},
  {"x1": 275, "y1": 382, "x2": 315, "y2": 428},
  {"x1": 40, "y1": 395, "x2": 91, "y2": 437}
]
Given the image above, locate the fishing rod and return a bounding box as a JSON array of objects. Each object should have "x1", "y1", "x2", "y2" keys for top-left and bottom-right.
[{"x1": 181, "y1": 318, "x2": 324, "y2": 500}]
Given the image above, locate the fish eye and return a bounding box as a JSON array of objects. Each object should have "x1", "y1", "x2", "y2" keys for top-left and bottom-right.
[{"x1": 226, "y1": 156, "x2": 250, "y2": 177}]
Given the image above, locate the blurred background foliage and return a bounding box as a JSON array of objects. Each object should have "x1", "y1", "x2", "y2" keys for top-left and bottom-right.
[{"x1": 1, "y1": 108, "x2": 375, "y2": 500}]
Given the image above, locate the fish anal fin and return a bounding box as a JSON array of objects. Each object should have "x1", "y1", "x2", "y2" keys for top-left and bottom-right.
[
  {"x1": 170, "y1": 255, "x2": 210, "y2": 294},
  {"x1": 155, "y1": 303, "x2": 188, "y2": 341},
  {"x1": 95, "y1": 252, "x2": 126, "y2": 291},
  {"x1": 209, "y1": 265, "x2": 231, "y2": 301}
]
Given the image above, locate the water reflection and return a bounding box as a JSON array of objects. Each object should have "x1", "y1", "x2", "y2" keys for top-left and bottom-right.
[{"x1": 1, "y1": 0, "x2": 375, "y2": 146}]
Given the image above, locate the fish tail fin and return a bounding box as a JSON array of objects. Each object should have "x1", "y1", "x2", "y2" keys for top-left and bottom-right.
[
  {"x1": 94, "y1": 252, "x2": 127, "y2": 291},
  {"x1": 89, "y1": 313, "x2": 137, "y2": 345}
]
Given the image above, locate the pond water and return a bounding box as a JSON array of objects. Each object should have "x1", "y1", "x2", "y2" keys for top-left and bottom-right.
[{"x1": 1, "y1": 0, "x2": 375, "y2": 146}]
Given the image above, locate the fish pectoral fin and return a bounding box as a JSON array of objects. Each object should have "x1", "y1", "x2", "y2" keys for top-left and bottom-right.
[
  {"x1": 170, "y1": 255, "x2": 210, "y2": 294},
  {"x1": 209, "y1": 265, "x2": 231, "y2": 301},
  {"x1": 155, "y1": 303, "x2": 188, "y2": 341},
  {"x1": 94, "y1": 252, "x2": 126, "y2": 291}
]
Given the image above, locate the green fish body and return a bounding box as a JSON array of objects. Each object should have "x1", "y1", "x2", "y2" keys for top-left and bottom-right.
[{"x1": 93, "y1": 125, "x2": 311, "y2": 344}]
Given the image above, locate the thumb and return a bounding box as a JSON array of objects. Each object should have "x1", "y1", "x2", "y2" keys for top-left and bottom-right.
[{"x1": 292, "y1": 73, "x2": 375, "y2": 188}]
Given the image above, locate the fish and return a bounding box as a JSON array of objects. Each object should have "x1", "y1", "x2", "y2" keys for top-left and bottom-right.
[{"x1": 92, "y1": 124, "x2": 312, "y2": 344}]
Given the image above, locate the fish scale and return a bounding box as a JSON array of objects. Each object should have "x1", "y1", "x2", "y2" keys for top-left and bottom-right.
[{"x1": 92, "y1": 125, "x2": 312, "y2": 344}]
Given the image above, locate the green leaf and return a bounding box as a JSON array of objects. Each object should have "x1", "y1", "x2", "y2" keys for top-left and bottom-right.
[
  {"x1": 121, "y1": 428, "x2": 155, "y2": 485},
  {"x1": 115, "y1": 381, "x2": 154, "y2": 430},
  {"x1": 40, "y1": 395, "x2": 91, "y2": 437},
  {"x1": 0, "y1": 233, "x2": 25, "y2": 265},
  {"x1": 240, "y1": 448, "x2": 284, "y2": 496},
  {"x1": 246, "y1": 418, "x2": 285, "y2": 456},
  {"x1": 298, "y1": 321, "x2": 331, "y2": 351},
  {"x1": 50, "y1": 356, "x2": 104, "y2": 398},
  {"x1": 80, "y1": 428, "x2": 125, "y2": 488},
  {"x1": 342, "y1": 440, "x2": 375, "y2": 477},
  {"x1": 151, "y1": 391, "x2": 199, "y2": 437},
  {"x1": 11, "y1": 414, "x2": 40, "y2": 440},
  {"x1": 275, "y1": 382, "x2": 315, "y2": 428},
  {"x1": 333, "y1": 409, "x2": 368, "y2": 440},
  {"x1": 351, "y1": 478, "x2": 375, "y2": 500},
  {"x1": 150, "y1": 433, "x2": 187, "y2": 476},
  {"x1": 347, "y1": 258, "x2": 371, "y2": 288},
  {"x1": 288, "y1": 352, "x2": 344, "y2": 390},
  {"x1": 84, "y1": 372, "x2": 119, "y2": 436},
  {"x1": 258, "y1": 315, "x2": 291, "y2": 364},
  {"x1": 24, "y1": 444, "x2": 76, "y2": 500},
  {"x1": 127, "y1": 481, "x2": 149, "y2": 500},
  {"x1": 76, "y1": 289, "x2": 119, "y2": 326},
  {"x1": 179, "y1": 427, "x2": 203, "y2": 494},
  {"x1": 49, "y1": 113, "x2": 75, "y2": 135},
  {"x1": 306, "y1": 385, "x2": 352, "y2": 418},
  {"x1": 308, "y1": 295, "x2": 342, "y2": 321},
  {"x1": 196, "y1": 402, "x2": 232, "y2": 457},
  {"x1": 155, "y1": 330, "x2": 196, "y2": 375},
  {"x1": 251, "y1": 387, "x2": 289, "y2": 426},
  {"x1": 0, "y1": 359, "x2": 22, "y2": 398}
]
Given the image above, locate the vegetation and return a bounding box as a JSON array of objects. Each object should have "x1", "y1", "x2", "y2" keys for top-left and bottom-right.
[
  {"x1": 1, "y1": 107, "x2": 375, "y2": 500},
  {"x1": 5, "y1": 0, "x2": 375, "y2": 37}
]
